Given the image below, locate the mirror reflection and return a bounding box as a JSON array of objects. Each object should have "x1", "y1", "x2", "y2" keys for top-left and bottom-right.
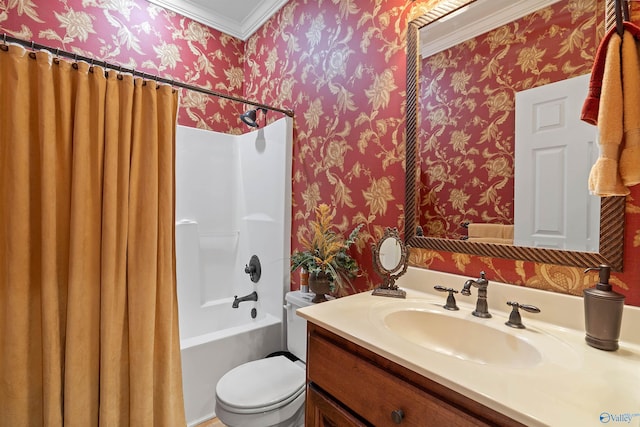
[
  {"x1": 418, "y1": 0, "x2": 600, "y2": 251},
  {"x1": 379, "y1": 237, "x2": 403, "y2": 272},
  {"x1": 405, "y1": 0, "x2": 625, "y2": 270}
]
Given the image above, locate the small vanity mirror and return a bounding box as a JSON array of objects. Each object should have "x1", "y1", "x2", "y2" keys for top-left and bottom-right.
[{"x1": 372, "y1": 228, "x2": 409, "y2": 298}]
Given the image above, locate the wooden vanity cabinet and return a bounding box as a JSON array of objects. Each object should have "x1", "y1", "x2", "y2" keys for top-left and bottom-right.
[{"x1": 305, "y1": 323, "x2": 525, "y2": 427}]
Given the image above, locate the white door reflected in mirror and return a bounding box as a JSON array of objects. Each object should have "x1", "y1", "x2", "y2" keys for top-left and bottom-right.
[{"x1": 514, "y1": 74, "x2": 600, "y2": 252}]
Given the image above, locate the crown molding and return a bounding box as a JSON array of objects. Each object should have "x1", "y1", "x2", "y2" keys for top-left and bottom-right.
[
  {"x1": 146, "y1": 0, "x2": 289, "y2": 41},
  {"x1": 420, "y1": 0, "x2": 560, "y2": 58}
]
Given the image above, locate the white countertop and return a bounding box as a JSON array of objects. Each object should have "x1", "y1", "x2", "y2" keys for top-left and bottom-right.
[{"x1": 297, "y1": 267, "x2": 640, "y2": 427}]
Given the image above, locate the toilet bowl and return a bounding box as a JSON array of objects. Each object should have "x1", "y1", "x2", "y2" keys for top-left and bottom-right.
[{"x1": 214, "y1": 291, "x2": 315, "y2": 427}]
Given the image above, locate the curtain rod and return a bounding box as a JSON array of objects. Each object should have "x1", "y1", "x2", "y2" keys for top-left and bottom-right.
[{"x1": 0, "y1": 33, "x2": 294, "y2": 118}]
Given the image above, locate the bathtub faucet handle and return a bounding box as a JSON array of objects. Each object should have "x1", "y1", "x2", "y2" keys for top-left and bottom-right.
[{"x1": 244, "y1": 255, "x2": 262, "y2": 283}]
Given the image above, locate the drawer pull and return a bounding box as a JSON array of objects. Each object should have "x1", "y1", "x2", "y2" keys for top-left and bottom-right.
[{"x1": 391, "y1": 409, "x2": 404, "y2": 424}]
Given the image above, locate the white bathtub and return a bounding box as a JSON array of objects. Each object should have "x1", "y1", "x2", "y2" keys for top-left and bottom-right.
[
  {"x1": 180, "y1": 299, "x2": 282, "y2": 427},
  {"x1": 175, "y1": 119, "x2": 293, "y2": 426},
  {"x1": 175, "y1": 220, "x2": 286, "y2": 426}
]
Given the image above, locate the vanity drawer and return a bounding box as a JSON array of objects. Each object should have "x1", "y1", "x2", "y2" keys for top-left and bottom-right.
[{"x1": 307, "y1": 330, "x2": 490, "y2": 427}]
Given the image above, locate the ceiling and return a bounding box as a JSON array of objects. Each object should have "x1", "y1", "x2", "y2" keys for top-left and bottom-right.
[
  {"x1": 420, "y1": 0, "x2": 559, "y2": 58},
  {"x1": 146, "y1": 0, "x2": 289, "y2": 41}
]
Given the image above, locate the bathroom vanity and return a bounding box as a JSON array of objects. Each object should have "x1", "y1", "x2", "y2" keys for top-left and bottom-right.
[
  {"x1": 297, "y1": 267, "x2": 640, "y2": 427},
  {"x1": 306, "y1": 322, "x2": 521, "y2": 426}
]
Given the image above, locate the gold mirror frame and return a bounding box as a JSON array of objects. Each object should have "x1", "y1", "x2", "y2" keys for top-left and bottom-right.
[{"x1": 405, "y1": 0, "x2": 625, "y2": 271}]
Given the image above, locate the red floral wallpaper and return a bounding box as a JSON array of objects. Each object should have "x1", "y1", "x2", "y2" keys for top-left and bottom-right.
[
  {"x1": 241, "y1": 0, "x2": 414, "y2": 294},
  {"x1": 0, "y1": 0, "x2": 248, "y2": 133},
  {"x1": 419, "y1": 0, "x2": 601, "y2": 239},
  {"x1": 246, "y1": 0, "x2": 639, "y2": 306},
  {"x1": 1, "y1": 0, "x2": 639, "y2": 306},
  {"x1": 411, "y1": 0, "x2": 640, "y2": 305}
]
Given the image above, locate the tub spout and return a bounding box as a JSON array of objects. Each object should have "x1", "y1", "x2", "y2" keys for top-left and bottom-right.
[{"x1": 232, "y1": 291, "x2": 258, "y2": 308}]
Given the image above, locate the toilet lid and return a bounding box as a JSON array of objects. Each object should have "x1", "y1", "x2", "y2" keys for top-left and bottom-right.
[{"x1": 216, "y1": 356, "x2": 305, "y2": 412}]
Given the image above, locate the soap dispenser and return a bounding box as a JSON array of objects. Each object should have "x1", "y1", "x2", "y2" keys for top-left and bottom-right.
[{"x1": 583, "y1": 265, "x2": 625, "y2": 351}]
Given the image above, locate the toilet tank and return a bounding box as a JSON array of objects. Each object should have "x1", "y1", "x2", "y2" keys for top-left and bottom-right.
[{"x1": 285, "y1": 291, "x2": 315, "y2": 361}]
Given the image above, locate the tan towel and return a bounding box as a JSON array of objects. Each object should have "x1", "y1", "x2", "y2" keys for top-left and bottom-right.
[
  {"x1": 588, "y1": 33, "x2": 630, "y2": 196},
  {"x1": 468, "y1": 223, "x2": 506, "y2": 239},
  {"x1": 467, "y1": 237, "x2": 513, "y2": 245},
  {"x1": 467, "y1": 223, "x2": 513, "y2": 240},
  {"x1": 502, "y1": 225, "x2": 514, "y2": 240},
  {"x1": 620, "y1": 31, "x2": 640, "y2": 186}
]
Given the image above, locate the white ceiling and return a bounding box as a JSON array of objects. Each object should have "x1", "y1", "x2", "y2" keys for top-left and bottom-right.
[
  {"x1": 420, "y1": 0, "x2": 560, "y2": 58},
  {"x1": 147, "y1": 0, "x2": 289, "y2": 41}
]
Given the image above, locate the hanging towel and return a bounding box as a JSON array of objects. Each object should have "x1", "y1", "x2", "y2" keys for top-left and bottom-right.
[
  {"x1": 620, "y1": 30, "x2": 640, "y2": 186},
  {"x1": 587, "y1": 32, "x2": 630, "y2": 196},
  {"x1": 581, "y1": 22, "x2": 640, "y2": 125},
  {"x1": 581, "y1": 26, "x2": 618, "y2": 125}
]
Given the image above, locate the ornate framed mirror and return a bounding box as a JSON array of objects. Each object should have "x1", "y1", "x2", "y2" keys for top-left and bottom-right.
[
  {"x1": 372, "y1": 227, "x2": 409, "y2": 298},
  {"x1": 405, "y1": 0, "x2": 625, "y2": 271}
]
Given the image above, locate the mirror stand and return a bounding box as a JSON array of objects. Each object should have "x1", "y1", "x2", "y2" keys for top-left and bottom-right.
[{"x1": 371, "y1": 228, "x2": 409, "y2": 299}]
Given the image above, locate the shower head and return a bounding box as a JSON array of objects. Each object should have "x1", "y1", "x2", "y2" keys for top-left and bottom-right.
[{"x1": 240, "y1": 108, "x2": 267, "y2": 128}]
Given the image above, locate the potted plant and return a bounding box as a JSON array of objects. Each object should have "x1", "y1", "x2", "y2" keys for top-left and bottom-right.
[{"x1": 291, "y1": 204, "x2": 363, "y2": 302}]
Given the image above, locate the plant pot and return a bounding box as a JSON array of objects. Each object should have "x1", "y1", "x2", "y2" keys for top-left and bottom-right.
[
  {"x1": 309, "y1": 272, "x2": 331, "y2": 303},
  {"x1": 299, "y1": 267, "x2": 309, "y2": 293}
]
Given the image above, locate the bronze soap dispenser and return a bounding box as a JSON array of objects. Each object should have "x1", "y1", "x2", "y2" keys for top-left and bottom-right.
[{"x1": 583, "y1": 265, "x2": 625, "y2": 351}]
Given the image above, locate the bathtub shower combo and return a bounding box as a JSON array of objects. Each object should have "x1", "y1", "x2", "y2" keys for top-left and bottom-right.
[{"x1": 175, "y1": 118, "x2": 293, "y2": 426}]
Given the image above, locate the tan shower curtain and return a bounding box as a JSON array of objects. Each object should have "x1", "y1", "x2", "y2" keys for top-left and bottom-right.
[{"x1": 0, "y1": 44, "x2": 185, "y2": 426}]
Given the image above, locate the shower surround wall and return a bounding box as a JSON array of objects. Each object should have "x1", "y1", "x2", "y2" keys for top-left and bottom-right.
[{"x1": 175, "y1": 117, "x2": 293, "y2": 426}]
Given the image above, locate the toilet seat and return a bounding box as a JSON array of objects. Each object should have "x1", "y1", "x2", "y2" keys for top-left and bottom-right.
[{"x1": 216, "y1": 355, "x2": 306, "y2": 414}]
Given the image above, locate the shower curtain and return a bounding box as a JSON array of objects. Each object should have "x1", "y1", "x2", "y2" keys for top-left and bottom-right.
[{"x1": 0, "y1": 44, "x2": 185, "y2": 426}]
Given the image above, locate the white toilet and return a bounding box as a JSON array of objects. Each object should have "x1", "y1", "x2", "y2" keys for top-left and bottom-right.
[{"x1": 214, "y1": 291, "x2": 315, "y2": 427}]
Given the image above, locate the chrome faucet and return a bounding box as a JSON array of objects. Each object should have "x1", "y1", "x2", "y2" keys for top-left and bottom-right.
[
  {"x1": 232, "y1": 291, "x2": 258, "y2": 308},
  {"x1": 461, "y1": 271, "x2": 491, "y2": 318}
]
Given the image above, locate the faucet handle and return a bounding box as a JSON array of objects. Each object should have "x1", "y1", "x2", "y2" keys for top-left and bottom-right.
[
  {"x1": 244, "y1": 255, "x2": 262, "y2": 283},
  {"x1": 477, "y1": 271, "x2": 488, "y2": 286},
  {"x1": 434, "y1": 285, "x2": 459, "y2": 311},
  {"x1": 505, "y1": 301, "x2": 540, "y2": 329}
]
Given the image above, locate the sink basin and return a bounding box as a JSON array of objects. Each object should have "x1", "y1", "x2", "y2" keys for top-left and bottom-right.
[{"x1": 384, "y1": 309, "x2": 542, "y2": 368}]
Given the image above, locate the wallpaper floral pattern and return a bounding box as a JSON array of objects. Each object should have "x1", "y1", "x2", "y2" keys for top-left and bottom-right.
[
  {"x1": 245, "y1": 0, "x2": 639, "y2": 306},
  {"x1": 242, "y1": 0, "x2": 414, "y2": 290},
  {"x1": 0, "y1": 0, "x2": 249, "y2": 133},
  {"x1": 409, "y1": 0, "x2": 640, "y2": 305},
  {"x1": 1, "y1": 0, "x2": 639, "y2": 305},
  {"x1": 419, "y1": 0, "x2": 601, "y2": 239}
]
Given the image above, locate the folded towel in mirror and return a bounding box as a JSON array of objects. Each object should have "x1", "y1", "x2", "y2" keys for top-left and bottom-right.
[
  {"x1": 467, "y1": 237, "x2": 513, "y2": 245},
  {"x1": 467, "y1": 223, "x2": 514, "y2": 241}
]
